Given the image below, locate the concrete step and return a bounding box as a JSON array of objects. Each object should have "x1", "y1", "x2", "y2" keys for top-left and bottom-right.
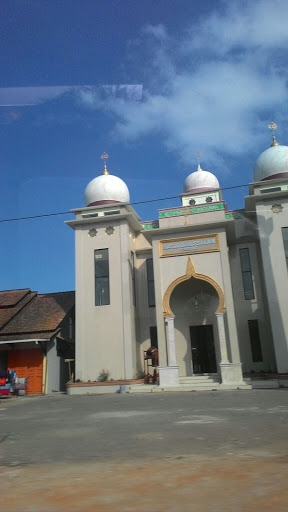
[
  {"x1": 179, "y1": 375, "x2": 220, "y2": 380},
  {"x1": 250, "y1": 379, "x2": 279, "y2": 389},
  {"x1": 179, "y1": 379, "x2": 220, "y2": 384},
  {"x1": 127, "y1": 382, "x2": 221, "y2": 393},
  {"x1": 179, "y1": 382, "x2": 220, "y2": 389},
  {"x1": 181, "y1": 373, "x2": 219, "y2": 377},
  {"x1": 127, "y1": 383, "x2": 246, "y2": 393},
  {"x1": 179, "y1": 376, "x2": 221, "y2": 384},
  {"x1": 127, "y1": 385, "x2": 158, "y2": 393},
  {"x1": 127, "y1": 380, "x2": 252, "y2": 393}
]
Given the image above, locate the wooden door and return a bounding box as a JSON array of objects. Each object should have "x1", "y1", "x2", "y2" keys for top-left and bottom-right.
[{"x1": 190, "y1": 325, "x2": 217, "y2": 374}]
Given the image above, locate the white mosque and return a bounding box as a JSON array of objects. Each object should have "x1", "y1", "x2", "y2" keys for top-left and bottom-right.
[{"x1": 66, "y1": 125, "x2": 288, "y2": 391}]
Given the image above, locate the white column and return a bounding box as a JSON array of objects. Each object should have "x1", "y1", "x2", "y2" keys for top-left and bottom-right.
[
  {"x1": 217, "y1": 312, "x2": 246, "y2": 387},
  {"x1": 158, "y1": 316, "x2": 179, "y2": 386},
  {"x1": 216, "y1": 312, "x2": 229, "y2": 364},
  {"x1": 165, "y1": 316, "x2": 177, "y2": 366}
]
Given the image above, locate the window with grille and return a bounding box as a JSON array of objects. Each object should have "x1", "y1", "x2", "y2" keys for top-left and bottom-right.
[
  {"x1": 146, "y1": 258, "x2": 155, "y2": 307},
  {"x1": 95, "y1": 249, "x2": 110, "y2": 306},
  {"x1": 239, "y1": 248, "x2": 255, "y2": 300}
]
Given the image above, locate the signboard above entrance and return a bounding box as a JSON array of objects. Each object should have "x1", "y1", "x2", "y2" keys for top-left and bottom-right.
[{"x1": 160, "y1": 234, "x2": 219, "y2": 257}]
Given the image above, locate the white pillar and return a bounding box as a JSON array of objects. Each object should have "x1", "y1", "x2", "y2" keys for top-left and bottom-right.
[
  {"x1": 216, "y1": 312, "x2": 229, "y2": 364},
  {"x1": 165, "y1": 316, "x2": 177, "y2": 366},
  {"x1": 216, "y1": 312, "x2": 246, "y2": 387},
  {"x1": 158, "y1": 316, "x2": 179, "y2": 386}
]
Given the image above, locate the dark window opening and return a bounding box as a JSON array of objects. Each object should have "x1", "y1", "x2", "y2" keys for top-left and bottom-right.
[
  {"x1": 248, "y1": 320, "x2": 263, "y2": 362},
  {"x1": 282, "y1": 228, "x2": 288, "y2": 270},
  {"x1": 131, "y1": 251, "x2": 136, "y2": 306},
  {"x1": 149, "y1": 326, "x2": 158, "y2": 348},
  {"x1": 239, "y1": 248, "x2": 255, "y2": 300},
  {"x1": 95, "y1": 249, "x2": 110, "y2": 306},
  {"x1": 104, "y1": 210, "x2": 120, "y2": 216},
  {"x1": 146, "y1": 258, "x2": 155, "y2": 307},
  {"x1": 260, "y1": 187, "x2": 281, "y2": 194}
]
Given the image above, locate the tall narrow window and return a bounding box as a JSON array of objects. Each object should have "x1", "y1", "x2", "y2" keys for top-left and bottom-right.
[
  {"x1": 239, "y1": 248, "x2": 255, "y2": 300},
  {"x1": 95, "y1": 249, "x2": 110, "y2": 306},
  {"x1": 248, "y1": 320, "x2": 263, "y2": 362},
  {"x1": 282, "y1": 228, "x2": 288, "y2": 270},
  {"x1": 149, "y1": 326, "x2": 158, "y2": 348},
  {"x1": 146, "y1": 258, "x2": 155, "y2": 307},
  {"x1": 131, "y1": 251, "x2": 136, "y2": 306}
]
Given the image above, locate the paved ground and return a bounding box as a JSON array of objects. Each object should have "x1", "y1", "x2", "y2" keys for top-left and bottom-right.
[{"x1": 1, "y1": 390, "x2": 288, "y2": 511}]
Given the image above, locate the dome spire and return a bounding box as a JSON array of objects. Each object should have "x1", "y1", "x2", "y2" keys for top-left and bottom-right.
[
  {"x1": 101, "y1": 152, "x2": 110, "y2": 175},
  {"x1": 85, "y1": 153, "x2": 130, "y2": 206},
  {"x1": 184, "y1": 156, "x2": 220, "y2": 193},
  {"x1": 268, "y1": 122, "x2": 279, "y2": 147},
  {"x1": 195, "y1": 150, "x2": 202, "y2": 171},
  {"x1": 253, "y1": 124, "x2": 288, "y2": 182}
]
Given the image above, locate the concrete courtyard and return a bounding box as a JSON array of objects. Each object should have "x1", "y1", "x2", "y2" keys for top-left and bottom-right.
[{"x1": 1, "y1": 389, "x2": 288, "y2": 511}]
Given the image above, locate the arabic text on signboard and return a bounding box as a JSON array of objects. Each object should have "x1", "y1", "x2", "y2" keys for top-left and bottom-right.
[{"x1": 160, "y1": 235, "x2": 219, "y2": 256}]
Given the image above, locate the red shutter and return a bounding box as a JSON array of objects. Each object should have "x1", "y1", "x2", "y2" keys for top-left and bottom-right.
[{"x1": 8, "y1": 348, "x2": 43, "y2": 394}]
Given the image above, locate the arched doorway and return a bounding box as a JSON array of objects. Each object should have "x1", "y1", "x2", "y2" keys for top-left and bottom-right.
[
  {"x1": 162, "y1": 258, "x2": 226, "y2": 377},
  {"x1": 170, "y1": 278, "x2": 219, "y2": 376}
]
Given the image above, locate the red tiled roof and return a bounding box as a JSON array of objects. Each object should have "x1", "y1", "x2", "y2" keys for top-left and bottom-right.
[
  {"x1": 0, "y1": 290, "x2": 75, "y2": 340},
  {"x1": 0, "y1": 290, "x2": 37, "y2": 330},
  {"x1": 0, "y1": 289, "x2": 30, "y2": 307},
  {"x1": 0, "y1": 331, "x2": 57, "y2": 341}
]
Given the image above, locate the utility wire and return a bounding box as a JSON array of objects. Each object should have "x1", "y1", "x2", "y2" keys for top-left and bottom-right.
[
  {"x1": 0, "y1": 211, "x2": 71, "y2": 223},
  {"x1": 0, "y1": 182, "x2": 250, "y2": 224}
]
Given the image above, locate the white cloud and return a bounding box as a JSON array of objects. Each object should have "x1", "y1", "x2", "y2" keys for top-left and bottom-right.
[
  {"x1": 78, "y1": 0, "x2": 288, "y2": 172},
  {"x1": 187, "y1": 0, "x2": 288, "y2": 54},
  {"x1": 0, "y1": 85, "x2": 142, "y2": 107}
]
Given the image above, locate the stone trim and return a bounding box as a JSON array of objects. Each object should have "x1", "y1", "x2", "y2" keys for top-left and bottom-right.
[
  {"x1": 159, "y1": 203, "x2": 224, "y2": 218},
  {"x1": 163, "y1": 257, "x2": 225, "y2": 317}
]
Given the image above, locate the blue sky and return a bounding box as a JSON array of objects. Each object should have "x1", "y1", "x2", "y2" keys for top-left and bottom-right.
[{"x1": 1, "y1": 0, "x2": 288, "y2": 293}]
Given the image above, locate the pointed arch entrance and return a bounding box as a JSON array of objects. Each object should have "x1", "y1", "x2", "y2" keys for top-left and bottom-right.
[
  {"x1": 162, "y1": 258, "x2": 228, "y2": 377},
  {"x1": 163, "y1": 258, "x2": 225, "y2": 318}
]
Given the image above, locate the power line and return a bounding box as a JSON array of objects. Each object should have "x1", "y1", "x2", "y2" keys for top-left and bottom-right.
[
  {"x1": 0, "y1": 211, "x2": 71, "y2": 223},
  {"x1": 0, "y1": 182, "x2": 250, "y2": 224},
  {"x1": 133, "y1": 183, "x2": 248, "y2": 205}
]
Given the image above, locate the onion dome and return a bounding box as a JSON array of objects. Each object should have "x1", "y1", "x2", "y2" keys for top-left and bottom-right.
[
  {"x1": 84, "y1": 154, "x2": 130, "y2": 207},
  {"x1": 253, "y1": 140, "x2": 288, "y2": 182},
  {"x1": 184, "y1": 165, "x2": 220, "y2": 193}
]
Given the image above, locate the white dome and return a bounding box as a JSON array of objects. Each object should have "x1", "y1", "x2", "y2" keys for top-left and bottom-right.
[
  {"x1": 184, "y1": 166, "x2": 220, "y2": 193},
  {"x1": 253, "y1": 144, "x2": 288, "y2": 182},
  {"x1": 85, "y1": 173, "x2": 130, "y2": 207}
]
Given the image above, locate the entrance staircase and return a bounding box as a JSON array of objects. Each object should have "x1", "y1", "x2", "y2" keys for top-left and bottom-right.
[
  {"x1": 178, "y1": 374, "x2": 221, "y2": 389},
  {"x1": 127, "y1": 374, "x2": 222, "y2": 393},
  {"x1": 179, "y1": 373, "x2": 221, "y2": 388}
]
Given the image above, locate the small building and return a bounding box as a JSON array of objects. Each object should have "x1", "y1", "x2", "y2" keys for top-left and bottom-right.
[
  {"x1": 0, "y1": 289, "x2": 75, "y2": 394},
  {"x1": 67, "y1": 131, "x2": 288, "y2": 389}
]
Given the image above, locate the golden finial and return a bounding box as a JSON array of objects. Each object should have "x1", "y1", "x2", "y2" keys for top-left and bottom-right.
[
  {"x1": 195, "y1": 150, "x2": 202, "y2": 170},
  {"x1": 101, "y1": 152, "x2": 109, "y2": 175},
  {"x1": 268, "y1": 122, "x2": 279, "y2": 147}
]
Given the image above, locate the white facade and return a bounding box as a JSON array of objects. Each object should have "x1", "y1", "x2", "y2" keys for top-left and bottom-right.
[{"x1": 67, "y1": 139, "x2": 288, "y2": 386}]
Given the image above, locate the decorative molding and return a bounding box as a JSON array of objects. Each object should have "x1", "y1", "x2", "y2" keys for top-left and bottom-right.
[
  {"x1": 105, "y1": 226, "x2": 115, "y2": 235},
  {"x1": 271, "y1": 204, "x2": 283, "y2": 214},
  {"x1": 88, "y1": 228, "x2": 97, "y2": 237},
  {"x1": 143, "y1": 220, "x2": 159, "y2": 230},
  {"x1": 163, "y1": 257, "x2": 225, "y2": 317},
  {"x1": 225, "y1": 211, "x2": 245, "y2": 220},
  {"x1": 159, "y1": 203, "x2": 224, "y2": 218}
]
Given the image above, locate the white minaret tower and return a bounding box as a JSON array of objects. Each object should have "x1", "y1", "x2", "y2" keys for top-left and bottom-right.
[
  {"x1": 66, "y1": 154, "x2": 142, "y2": 382},
  {"x1": 246, "y1": 123, "x2": 288, "y2": 372}
]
